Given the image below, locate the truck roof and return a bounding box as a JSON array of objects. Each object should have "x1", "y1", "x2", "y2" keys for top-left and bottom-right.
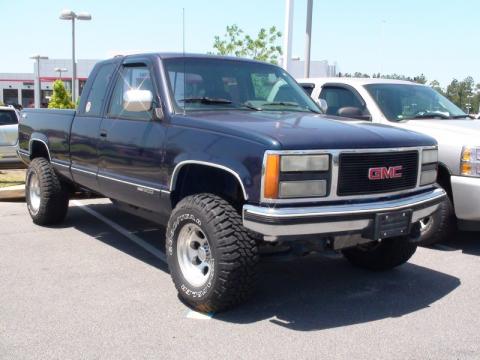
[
  {"x1": 102, "y1": 52, "x2": 271, "y2": 65},
  {"x1": 296, "y1": 77, "x2": 424, "y2": 87}
]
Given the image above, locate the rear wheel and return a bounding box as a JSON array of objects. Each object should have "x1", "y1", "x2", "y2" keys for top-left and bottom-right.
[
  {"x1": 342, "y1": 236, "x2": 417, "y2": 271},
  {"x1": 26, "y1": 158, "x2": 69, "y2": 225},
  {"x1": 166, "y1": 193, "x2": 258, "y2": 312}
]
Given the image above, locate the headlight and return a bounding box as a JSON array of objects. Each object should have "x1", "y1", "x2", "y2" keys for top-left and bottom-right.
[
  {"x1": 280, "y1": 154, "x2": 329, "y2": 172},
  {"x1": 461, "y1": 146, "x2": 480, "y2": 177},
  {"x1": 422, "y1": 149, "x2": 438, "y2": 164},
  {"x1": 420, "y1": 148, "x2": 438, "y2": 186},
  {"x1": 263, "y1": 154, "x2": 330, "y2": 199}
]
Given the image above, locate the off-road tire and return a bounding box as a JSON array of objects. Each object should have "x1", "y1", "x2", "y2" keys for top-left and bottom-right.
[
  {"x1": 166, "y1": 193, "x2": 258, "y2": 312},
  {"x1": 26, "y1": 157, "x2": 69, "y2": 225},
  {"x1": 342, "y1": 236, "x2": 417, "y2": 271},
  {"x1": 417, "y1": 197, "x2": 456, "y2": 247}
]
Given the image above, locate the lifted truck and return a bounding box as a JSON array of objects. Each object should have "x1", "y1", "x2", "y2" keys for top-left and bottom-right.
[{"x1": 18, "y1": 54, "x2": 445, "y2": 312}]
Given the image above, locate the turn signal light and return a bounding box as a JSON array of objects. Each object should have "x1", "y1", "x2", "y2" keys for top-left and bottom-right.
[{"x1": 264, "y1": 154, "x2": 279, "y2": 199}]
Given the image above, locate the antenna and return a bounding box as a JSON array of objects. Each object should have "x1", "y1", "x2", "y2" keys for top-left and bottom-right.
[{"x1": 182, "y1": 7, "x2": 186, "y2": 115}]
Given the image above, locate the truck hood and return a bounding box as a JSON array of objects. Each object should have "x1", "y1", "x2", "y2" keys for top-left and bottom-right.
[
  {"x1": 175, "y1": 111, "x2": 436, "y2": 150},
  {"x1": 398, "y1": 119, "x2": 480, "y2": 147}
]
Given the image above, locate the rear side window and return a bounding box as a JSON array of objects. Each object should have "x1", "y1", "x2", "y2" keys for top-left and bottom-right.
[
  {"x1": 319, "y1": 86, "x2": 363, "y2": 116},
  {"x1": 83, "y1": 63, "x2": 115, "y2": 116},
  {"x1": 0, "y1": 110, "x2": 18, "y2": 125},
  {"x1": 301, "y1": 83, "x2": 315, "y2": 96}
]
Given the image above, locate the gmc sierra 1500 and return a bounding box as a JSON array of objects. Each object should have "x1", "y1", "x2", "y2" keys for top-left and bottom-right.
[{"x1": 18, "y1": 53, "x2": 445, "y2": 312}]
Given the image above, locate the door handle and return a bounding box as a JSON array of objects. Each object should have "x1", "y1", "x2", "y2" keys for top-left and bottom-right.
[{"x1": 99, "y1": 130, "x2": 107, "y2": 138}]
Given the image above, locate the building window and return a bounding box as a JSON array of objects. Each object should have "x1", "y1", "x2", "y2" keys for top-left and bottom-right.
[
  {"x1": 21, "y1": 89, "x2": 34, "y2": 108},
  {"x1": 3, "y1": 89, "x2": 18, "y2": 105}
]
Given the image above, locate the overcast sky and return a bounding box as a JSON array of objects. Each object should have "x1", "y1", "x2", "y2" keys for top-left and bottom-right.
[{"x1": 1, "y1": 0, "x2": 478, "y2": 86}]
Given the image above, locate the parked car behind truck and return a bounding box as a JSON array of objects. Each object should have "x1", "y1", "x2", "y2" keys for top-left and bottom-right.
[
  {"x1": 298, "y1": 77, "x2": 480, "y2": 245},
  {"x1": 18, "y1": 54, "x2": 445, "y2": 311},
  {"x1": 0, "y1": 105, "x2": 23, "y2": 169}
]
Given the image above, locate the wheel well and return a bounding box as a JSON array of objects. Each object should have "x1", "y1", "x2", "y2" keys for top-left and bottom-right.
[
  {"x1": 30, "y1": 140, "x2": 50, "y2": 161},
  {"x1": 437, "y1": 164, "x2": 453, "y2": 201},
  {"x1": 171, "y1": 164, "x2": 245, "y2": 210}
]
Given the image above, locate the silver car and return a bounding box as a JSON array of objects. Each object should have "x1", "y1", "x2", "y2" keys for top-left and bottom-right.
[{"x1": 0, "y1": 106, "x2": 22, "y2": 169}]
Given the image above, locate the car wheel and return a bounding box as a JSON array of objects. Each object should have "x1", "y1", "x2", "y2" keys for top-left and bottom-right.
[
  {"x1": 25, "y1": 157, "x2": 69, "y2": 225},
  {"x1": 417, "y1": 197, "x2": 456, "y2": 247},
  {"x1": 166, "y1": 193, "x2": 258, "y2": 312}
]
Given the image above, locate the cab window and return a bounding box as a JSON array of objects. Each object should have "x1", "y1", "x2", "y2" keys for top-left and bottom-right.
[{"x1": 108, "y1": 65, "x2": 155, "y2": 121}]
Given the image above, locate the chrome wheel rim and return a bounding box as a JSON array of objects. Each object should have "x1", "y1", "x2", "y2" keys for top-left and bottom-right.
[
  {"x1": 419, "y1": 216, "x2": 432, "y2": 234},
  {"x1": 177, "y1": 223, "x2": 212, "y2": 287},
  {"x1": 28, "y1": 172, "x2": 41, "y2": 215}
]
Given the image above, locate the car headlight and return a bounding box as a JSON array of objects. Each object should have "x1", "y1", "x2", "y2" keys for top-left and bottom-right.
[
  {"x1": 420, "y1": 148, "x2": 438, "y2": 186},
  {"x1": 264, "y1": 154, "x2": 330, "y2": 199},
  {"x1": 461, "y1": 146, "x2": 480, "y2": 177}
]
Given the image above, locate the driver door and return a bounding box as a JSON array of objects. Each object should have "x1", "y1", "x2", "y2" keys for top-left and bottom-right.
[{"x1": 97, "y1": 60, "x2": 168, "y2": 213}]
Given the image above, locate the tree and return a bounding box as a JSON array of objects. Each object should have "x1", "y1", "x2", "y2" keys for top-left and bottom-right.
[
  {"x1": 48, "y1": 80, "x2": 75, "y2": 109},
  {"x1": 212, "y1": 24, "x2": 282, "y2": 64}
]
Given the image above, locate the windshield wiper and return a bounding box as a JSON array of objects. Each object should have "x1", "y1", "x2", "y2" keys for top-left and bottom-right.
[
  {"x1": 450, "y1": 114, "x2": 471, "y2": 119},
  {"x1": 413, "y1": 112, "x2": 449, "y2": 119},
  {"x1": 178, "y1": 97, "x2": 232, "y2": 104}
]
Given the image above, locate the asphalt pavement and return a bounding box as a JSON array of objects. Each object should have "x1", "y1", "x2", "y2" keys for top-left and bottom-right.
[{"x1": 0, "y1": 198, "x2": 479, "y2": 359}]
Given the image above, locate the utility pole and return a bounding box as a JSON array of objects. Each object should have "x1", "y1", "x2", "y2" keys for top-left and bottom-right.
[
  {"x1": 30, "y1": 55, "x2": 49, "y2": 108},
  {"x1": 60, "y1": 10, "x2": 91, "y2": 103},
  {"x1": 283, "y1": 0, "x2": 294, "y2": 71},
  {"x1": 304, "y1": 0, "x2": 313, "y2": 78}
]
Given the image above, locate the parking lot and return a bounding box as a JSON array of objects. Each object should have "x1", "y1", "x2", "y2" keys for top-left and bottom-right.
[{"x1": 0, "y1": 198, "x2": 478, "y2": 359}]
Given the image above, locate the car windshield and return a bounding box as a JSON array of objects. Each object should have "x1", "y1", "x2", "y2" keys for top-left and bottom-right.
[
  {"x1": 163, "y1": 57, "x2": 320, "y2": 113},
  {"x1": 364, "y1": 83, "x2": 468, "y2": 121},
  {"x1": 0, "y1": 110, "x2": 18, "y2": 125}
]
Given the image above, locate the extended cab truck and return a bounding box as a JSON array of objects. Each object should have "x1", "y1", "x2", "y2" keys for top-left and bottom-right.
[
  {"x1": 298, "y1": 77, "x2": 480, "y2": 245},
  {"x1": 18, "y1": 54, "x2": 445, "y2": 312}
]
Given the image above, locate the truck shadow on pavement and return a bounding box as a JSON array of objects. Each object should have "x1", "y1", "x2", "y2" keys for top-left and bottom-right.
[
  {"x1": 440, "y1": 231, "x2": 480, "y2": 256},
  {"x1": 63, "y1": 202, "x2": 460, "y2": 332}
]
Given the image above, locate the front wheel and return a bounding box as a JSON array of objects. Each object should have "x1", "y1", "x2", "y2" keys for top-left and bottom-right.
[
  {"x1": 342, "y1": 236, "x2": 417, "y2": 271},
  {"x1": 417, "y1": 197, "x2": 456, "y2": 246},
  {"x1": 166, "y1": 194, "x2": 258, "y2": 313}
]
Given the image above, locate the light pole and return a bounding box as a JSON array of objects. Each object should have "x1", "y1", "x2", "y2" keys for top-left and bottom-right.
[
  {"x1": 59, "y1": 9, "x2": 91, "y2": 103},
  {"x1": 304, "y1": 0, "x2": 313, "y2": 78},
  {"x1": 30, "y1": 55, "x2": 49, "y2": 108},
  {"x1": 54, "y1": 67, "x2": 67, "y2": 79}
]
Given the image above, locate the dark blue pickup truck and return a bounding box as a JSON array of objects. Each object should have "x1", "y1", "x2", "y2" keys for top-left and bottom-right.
[{"x1": 18, "y1": 53, "x2": 445, "y2": 311}]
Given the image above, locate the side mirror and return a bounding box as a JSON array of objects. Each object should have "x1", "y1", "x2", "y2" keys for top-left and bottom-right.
[
  {"x1": 337, "y1": 106, "x2": 371, "y2": 120},
  {"x1": 315, "y1": 98, "x2": 328, "y2": 113},
  {"x1": 123, "y1": 89, "x2": 153, "y2": 112}
]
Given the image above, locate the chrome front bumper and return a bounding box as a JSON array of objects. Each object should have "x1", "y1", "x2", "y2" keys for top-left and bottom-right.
[{"x1": 243, "y1": 188, "x2": 446, "y2": 238}]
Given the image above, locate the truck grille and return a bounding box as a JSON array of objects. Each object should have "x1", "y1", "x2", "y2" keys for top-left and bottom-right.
[{"x1": 337, "y1": 151, "x2": 419, "y2": 196}]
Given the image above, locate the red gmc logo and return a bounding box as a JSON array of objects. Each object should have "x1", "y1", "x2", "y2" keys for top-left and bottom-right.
[{"x1": 368, "y1": 166, "x2": 403, "y2": 180}]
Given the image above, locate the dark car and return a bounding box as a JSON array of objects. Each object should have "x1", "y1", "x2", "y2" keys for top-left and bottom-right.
[{"x1": 18, "y1": 53, "x2": 445, "y2": 312}]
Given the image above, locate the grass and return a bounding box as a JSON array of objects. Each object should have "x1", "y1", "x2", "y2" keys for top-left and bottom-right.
[{"x1": 0, "y1": 170, "x2": 25, "y2": 188}]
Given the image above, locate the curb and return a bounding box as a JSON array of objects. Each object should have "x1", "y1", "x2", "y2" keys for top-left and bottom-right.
[{"x1": 0, "y1": 185, "x2": 25, "y2": 200}]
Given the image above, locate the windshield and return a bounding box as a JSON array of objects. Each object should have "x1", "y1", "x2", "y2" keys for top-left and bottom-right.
[
  {"x1": 0, "y1": 110, "x2": 18, "y2": 125},
  {"x1": 364, "y1": 83, "x2": 468, "y2": 121},
  {"x1": 163, "y1": 57, "x2": 320, "y2": 113}
]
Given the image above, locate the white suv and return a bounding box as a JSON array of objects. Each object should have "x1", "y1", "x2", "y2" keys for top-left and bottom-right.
[
  {"x1": 0, "y1": 105, "x2": 22, "y2": 169},
  {"x1": 297, "y1": 77, "x2": 480, "y2": 245}
]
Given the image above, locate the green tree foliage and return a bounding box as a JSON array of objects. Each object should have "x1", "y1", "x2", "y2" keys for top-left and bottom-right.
[
  {"x1": 212, "y1": 24, "x2": 282, "y2": 64},
  {"x1": 48, "y1": 80, "x2": 75, "y2": 109}
]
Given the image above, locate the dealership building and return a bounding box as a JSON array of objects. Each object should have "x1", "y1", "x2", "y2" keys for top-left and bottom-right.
[{"x1": 0, "y1": 59, "x2": 98, "y2": 108}]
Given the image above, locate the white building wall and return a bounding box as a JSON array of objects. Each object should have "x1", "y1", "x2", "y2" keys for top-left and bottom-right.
[{"x1": 0, "y1": 59, "x2": 99, "y2": 107}]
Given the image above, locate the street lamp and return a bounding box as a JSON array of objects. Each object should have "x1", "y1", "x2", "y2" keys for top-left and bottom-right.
[
  {"x1": 59, "y1": 9, "x2": 91, "y2": 103},
  {"x1": 54, "y1": 67, "x2": 67, "y2": 79},
  {"x1": 30, "y1": 55, "x2": 49, "y2": 108}
]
